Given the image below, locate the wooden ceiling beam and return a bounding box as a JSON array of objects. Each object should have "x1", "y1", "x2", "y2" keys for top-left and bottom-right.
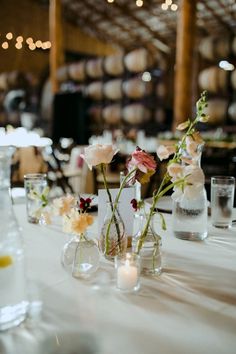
[
  {"x1": 199, "y1": 0, "x2": 233, "y2": 34},
  {"x1": 111, "y1": 1, "x2": 171, "y2": 54},
  {"x1": 64, "y1": 6, "x2": 129, "y2": 50},
  {"x1": 82, "y1": 0, "x2": 162, "y2": 55}
]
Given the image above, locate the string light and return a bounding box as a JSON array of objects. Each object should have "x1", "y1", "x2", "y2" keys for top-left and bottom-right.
[
  {"x1": 6, "y1": 32, "x2": 13, "y2": 40},
  {"x1": 35, "y1": 40, "x2": 42, "y2": 48},
  {"x1": 1, "y1": 33, "x2": 51, "y2": 51},
  {"x1": 161, "y1": 0, "x2": 178, "y2": 11},
  {"x1": 136, "y1": 0, "x2": 143, "y2": 7},
  {"x1": 161, "y1": 3, "x2": 168, "y2": 10},
  {"x1": 15, "y1": 42, "x2": 22, "y2": 49},
  {"x1": 171, "y1": 3, "x2": 178, "y2": 11},
  {"x1": 16, "y1": 36, "x2": 23, "y2": 42},
  {"x1": 26, "y1": 37, "x2": 33, "y2": 44},
  {"x1": 2, "y1": 42, "x2": 9, "y2": 49}
]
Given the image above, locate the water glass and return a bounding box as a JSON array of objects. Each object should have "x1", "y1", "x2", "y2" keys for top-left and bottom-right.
[
  {"x1": 24, "y1": 173, "x2": 48, "y2": 224},
  {"x1": 115, "y1": 253, "x2": 141, "y2": 292},
  {"x1": 211, "y1": 176, "x2": 235, "y2": 228}
]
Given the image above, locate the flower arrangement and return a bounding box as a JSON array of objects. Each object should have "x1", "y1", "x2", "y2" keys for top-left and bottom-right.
[
  {"x1": 81, "y1": 144, "x2": 157, "y2": 258},
  {"x1": 134, "y1": 91, "x2": 209, "y2": 253},
  {"x1": 81, "y1": 91, "x2": 208, "y2": 261},
  {"x1": 52, "y1": 195, "x2": 94, "y2": 236}
]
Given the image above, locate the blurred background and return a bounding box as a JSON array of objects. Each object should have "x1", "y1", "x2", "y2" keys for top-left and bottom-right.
[{"x1": 0, "y1": 0, "x2": 236, "y2": 198}]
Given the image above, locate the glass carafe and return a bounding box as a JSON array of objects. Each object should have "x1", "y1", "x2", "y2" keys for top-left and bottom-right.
[{"x1": 0, "y1": 187, "x2": 29, "y2": 330}]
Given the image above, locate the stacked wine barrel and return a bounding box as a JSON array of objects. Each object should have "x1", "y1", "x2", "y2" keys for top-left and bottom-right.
[
  {"x1": 53, "y1": 48, "x2": 166, "y2": 131},
  {"x1": 198, "y1": 36, "x2": 236, "y2": 124}
]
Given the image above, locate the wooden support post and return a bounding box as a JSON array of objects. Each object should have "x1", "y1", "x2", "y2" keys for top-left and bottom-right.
[
  {"x1": 173, "y1": 0, "x2": 197, "y2": 130},
  {"x1": 49, "y1": 0, "x2": 64, "y2": 93}
]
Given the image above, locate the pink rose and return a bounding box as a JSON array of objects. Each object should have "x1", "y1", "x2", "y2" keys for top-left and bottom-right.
[
  {"x1": 81, "y1": 144, "x2": 119, "y2": 170},
  {"x1": 128, "y1": 147, "x2": 156, "y2": 174},
  {"x1": 127, "y1": 147, "x2": 157, "y2": 184},
  {"x1": 156, "y1": 145, "x2": 175, "y2": 161}
]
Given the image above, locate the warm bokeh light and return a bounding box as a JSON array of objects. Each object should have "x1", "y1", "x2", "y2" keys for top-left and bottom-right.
[
  {"x1": 6, "y1": 32, "x2": 13, "y2": 40},
  {"x1": 15, "y1": 42, "x2": 22, "y2": 49},
  {"x1": 41, "y1": 42, "x2": 47, "y2": 50},
  {"x1": 35, "y1": 40, "x2": 42, "y2": 48},
  {"x1": 45, "y1": 41, "x2": 52, "y2": 49},
  {"x1": 2, "y1": 42, "x2": 9, "y2": 49},
  {"x1": 171, "y1": 3, "x2": 178, "y2": 11},
  {"x1": 16, "y1": 36, "x2": 23, "y2": 42},
  {"x1": 107, "y1": 0, "x2": 114, "y2": 3},
  {"x1": 136, "y1": 0, "x2": 143, "y2": 7},
  {"x1": 161, "y1": 3, "x2": 168, "y2": 10},
  {"x1": 26, "y1": 37, "x2": 33, "y2": 45},
  {"x1": 166, "y1": 0, "x2": 172, "y2": 5},
  {"x1": 29, "y1": 43, "x2": 36, "y2": 50}
]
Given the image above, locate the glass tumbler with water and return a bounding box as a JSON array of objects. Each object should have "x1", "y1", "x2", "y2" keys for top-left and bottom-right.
[
  {"x1": 24, "y1": 173, "x2": 48, "y2": 224},
  {"x1": 211, "y1": 176, "x2": 235, "y2": 228}
]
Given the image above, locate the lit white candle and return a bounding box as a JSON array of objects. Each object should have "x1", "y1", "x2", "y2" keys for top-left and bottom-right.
[{"x1": 117, "y1": 259, "x2": 138, "y2": 290}]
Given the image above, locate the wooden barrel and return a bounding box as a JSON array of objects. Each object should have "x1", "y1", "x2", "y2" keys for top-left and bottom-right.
[
  {"x1": 104, "y1": 54, "x2": 124, "y2": 76},
  {"x1": 56, "y1": 66, "x2": 68, "y2": 82},
  {"x1": 123, "y1": 104, "x2": 151, "y2": 124},
  {"x1": 228, "y1": 102, "x2": 236, "y2": 122},
  {"x1": 123, "y1": 78, "x2": 152, "y2": 99},
  {"x1": 154, "y1": 108, "x2": 166, "y2": 124},
  {"x1": 0, "y1": 73, "x2": 9, "y2": 91},
  {"x1": 155, "y1": 82, "x2": 167, "y2": 98},
  {"x1": 88, "y1": 105, "x2": 103, "y2": 124},
  {"x1": 199, "y1": 37, "x2": 230, "y2": 60},
  {"x1": 103, "y1": 79, "x2": 122, "y2": 100},
  {"x1": 205, "y1": 99, "x2": 228, "y2": 125},
  {"x1": 198, "y1": 66, "x2": 228, "y2": 93},
  {"x1": 231, "y1": 70, "x2": 236, "y2": 90},
  {"x1": 68, "y1": 61, "x2": 86, "y2": 82},
  {"x1": 86, "y1": 82, "x2": 103, "y2": 100},
  {"x1": 102, "y1": 104, "x2": 122, "y2": 125},
  {"x1": 124, "y1": 48, "x2": 152, "y2": 73},
  {"x1": 86, "y1": 58, "x2": 103, "y2": 79}
]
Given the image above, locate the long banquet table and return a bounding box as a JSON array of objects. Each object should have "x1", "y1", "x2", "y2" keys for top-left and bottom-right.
[{"x1": 1, "y1": 203, "x2": 236, "y2": 354}]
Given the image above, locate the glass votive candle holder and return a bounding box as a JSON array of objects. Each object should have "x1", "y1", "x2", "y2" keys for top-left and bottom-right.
[
  {"x1": 115, "y1": 253, "x2": 141, "y2": 292},
  {"x1": 24, "y1": 173, "x2": 48, "y2": 224}
]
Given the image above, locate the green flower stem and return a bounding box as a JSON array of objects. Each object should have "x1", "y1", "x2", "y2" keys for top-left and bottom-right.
[
  {"x1": 136, "y1": 177, "x2": 185, "y2": 254},
  {"x1": 100, "y1": 164, "x2": 137, "y2": 254}
]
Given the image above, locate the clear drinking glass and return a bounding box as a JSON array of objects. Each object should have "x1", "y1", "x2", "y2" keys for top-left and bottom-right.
[
  {"x1": 211, "y1": 176, "x2": 235, "y2": 228},
  {"x1": 24, "y1": 173, "x2": 48, "y2": 224},
  {"x1": 115, "y1": 253, "x2": 141, "y2": 292}
]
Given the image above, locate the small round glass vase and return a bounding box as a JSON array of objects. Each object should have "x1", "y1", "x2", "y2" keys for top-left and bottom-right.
[
  {"x1": 132, "y1": 213, "x2": 162, "y2": 276},
  {"x1": 61, "y1": 233, "x2": 100, "y2": 279}
]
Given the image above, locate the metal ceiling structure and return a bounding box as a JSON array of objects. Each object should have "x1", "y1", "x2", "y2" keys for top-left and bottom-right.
[{"x1": 60, "y1": 0, "x2": 236, "y2": 55}]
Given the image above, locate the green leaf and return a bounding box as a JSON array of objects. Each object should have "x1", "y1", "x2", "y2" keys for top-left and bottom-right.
[{"x1": 159, "y1": 213, "x2": 166, "y2": 231}]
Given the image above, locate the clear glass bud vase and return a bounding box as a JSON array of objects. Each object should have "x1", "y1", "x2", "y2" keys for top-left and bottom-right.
[
  {"x1": 100, "y1": 202, "x2": 127, "y2": 260},
  {"x1": 132, "y1": 213, "x2": 162, "y2": 275},
  {"x1": 61, "y1": 233, "x2": 100, "y2": 279},
  {"x1": 172, "y1": 144, "x2": 208, "y2": 241}
]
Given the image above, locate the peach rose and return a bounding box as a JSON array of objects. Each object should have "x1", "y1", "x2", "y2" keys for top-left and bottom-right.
[
  {"x1": 156, "y1": 145, "x2": 175, "y2": 161},
  {"x1": 81, "y1": 144, "x2": 119, "y2": 170},
  {"x1": 167, "y1": 163, "x2": 183, "y2": 178}
]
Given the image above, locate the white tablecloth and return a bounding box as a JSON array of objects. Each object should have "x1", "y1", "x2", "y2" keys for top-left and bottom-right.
[{"x1": 1, "y1": 205, "x2": 236, "y2": 354}]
